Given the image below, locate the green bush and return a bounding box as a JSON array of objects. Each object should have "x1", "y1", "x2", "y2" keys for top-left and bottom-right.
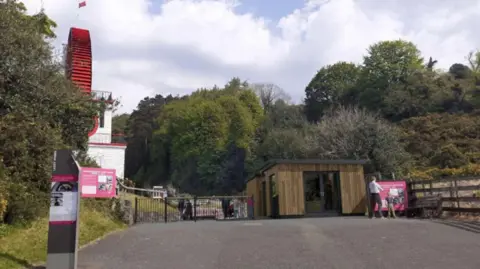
[
  {"x1": 430, "y1": 144, "x2": 469, "y2": 168},
  {"x1": 3, "y1": 183, "x2": 49, "y2": 225}
]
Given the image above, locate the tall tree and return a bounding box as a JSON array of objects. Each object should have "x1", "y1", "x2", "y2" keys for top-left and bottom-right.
[
  {"x1": 358, "y1": 40, "x2": 424, "y2": 119},
  {"x1": 1, "y1": 1, "x2": 100, "y2": 223},
  {"x1": 304, "y1": 62, "x2": 361, "y2": 122},
  {"x1": 112, "y1": 113, "x2": 130, "y2": 134},
  {"x1": 444, "y1": 62, "x2": 479, "y2": 112},
  {"x1": 251, "y1": 83, "x2": 291, "y2": 112},
  {"x1": 124, "y1": 94, "x2": 176, "y2": 183},
  {"x1": 152, "y1": 79, "x2": 263, "y2": 195}
]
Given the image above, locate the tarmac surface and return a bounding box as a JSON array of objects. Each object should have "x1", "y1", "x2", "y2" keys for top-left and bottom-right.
[{"x1": 75, "y1": 217, "x2": 480, "y2": 269}]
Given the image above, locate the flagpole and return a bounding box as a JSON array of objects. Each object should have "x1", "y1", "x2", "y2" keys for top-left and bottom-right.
[
  {"x1": 76, "y1": 0, "x2": 87, "y2": 25},
  {"x1": 75, "y1": 0, "x2": 79, "y2": 23}
]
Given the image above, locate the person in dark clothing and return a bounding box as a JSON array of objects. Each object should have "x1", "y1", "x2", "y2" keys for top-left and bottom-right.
[
  {"x1": 221, "y1": 198, "x2": 231, "y2": 219},
  {"x1": 178, "y1": 199, "x2": 185, "y2": 215},
  {"x1": 324, "y1": 180, "x2": 333, "y2": 210},
  {"x1": 184, "y1": 200, "x2": 193, "y2": 220}
]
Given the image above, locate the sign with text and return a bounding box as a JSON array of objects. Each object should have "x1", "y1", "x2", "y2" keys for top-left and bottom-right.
[
  {"x1": 46, "y1": 149, "x2": 80, "y2": 269},
  {"x1": 50, "y1": 181, "x2": 78, "y2": 223},
  {"x1": 374, "y1": 181, "x2": 408, "y2": 211},
  {"x1": 80, "y1": 167, "x2": 117, "y2": 198}
]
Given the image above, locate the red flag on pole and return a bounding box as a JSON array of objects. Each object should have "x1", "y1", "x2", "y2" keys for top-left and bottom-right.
[{"x1": 78, "y1": 1, "x2": 86, "y2": 8}]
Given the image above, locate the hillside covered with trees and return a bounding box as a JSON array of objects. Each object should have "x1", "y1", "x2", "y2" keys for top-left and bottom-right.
[{"x1": 120, "y1": 40, "x2": 480, "y2": 194}]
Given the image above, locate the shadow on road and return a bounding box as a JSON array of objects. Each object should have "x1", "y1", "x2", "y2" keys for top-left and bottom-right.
[{"x1": 432, "y1": 219, "x2": 480, "y2": 234}]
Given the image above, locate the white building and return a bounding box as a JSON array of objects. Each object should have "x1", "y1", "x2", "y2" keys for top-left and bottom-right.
[{"x1": 87, "y1": 103, "x2": 126, "y2": 179}]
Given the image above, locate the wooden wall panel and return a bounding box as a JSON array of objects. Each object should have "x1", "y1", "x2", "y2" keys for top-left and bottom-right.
[
  {"x1": 246, "y1": 176, "x2": 262, "y2": 217},
  {"x1": 339, "y1": 165, "x2": 366, "y2": 214},
  {"x1": 275, "y1": 163, "x2": 366, "y2": 215},
  {"x1": 275, "y1": 169, "x2": 303, "y2": 216}
]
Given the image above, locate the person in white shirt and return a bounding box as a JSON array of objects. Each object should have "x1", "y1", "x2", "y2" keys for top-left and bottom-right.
[{"x1": 368, "y1": 177, "x2": 384, "y2": 219}]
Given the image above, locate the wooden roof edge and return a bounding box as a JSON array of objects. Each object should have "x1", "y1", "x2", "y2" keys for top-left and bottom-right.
[
  {"x1": 244, "y1": 160, "x2": 275, "y2": 183},
  {"x1": 244, "y1": 159, "x2": 369, "y2": 183}
]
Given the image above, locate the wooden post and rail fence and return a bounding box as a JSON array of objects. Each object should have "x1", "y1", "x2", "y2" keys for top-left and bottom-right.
[{"x1": 407, "y1": 176, "x2": 480, "y2": 214}]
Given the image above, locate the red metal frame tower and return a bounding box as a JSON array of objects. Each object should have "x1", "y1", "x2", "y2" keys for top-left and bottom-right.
[{"x1": 65, "y1": 27, "x2": 98, "y2": 137}]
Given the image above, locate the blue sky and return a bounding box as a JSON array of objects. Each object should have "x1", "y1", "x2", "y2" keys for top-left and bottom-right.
[
  {"x1": 150, "y1": 0, "x2": 305, "y2": 20},
  {"x1": 235, "y1": 0, "x2": 305, "y2": 19}
]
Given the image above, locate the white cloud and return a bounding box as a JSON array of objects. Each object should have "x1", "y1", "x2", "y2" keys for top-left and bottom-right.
[{"x1": 21, "y1": 0, "x2": 480, "y2": 113}]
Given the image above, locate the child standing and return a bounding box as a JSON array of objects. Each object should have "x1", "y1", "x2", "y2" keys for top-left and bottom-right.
[{"x1": 386, "y1": 192, "x2": 396, "y2": 219}]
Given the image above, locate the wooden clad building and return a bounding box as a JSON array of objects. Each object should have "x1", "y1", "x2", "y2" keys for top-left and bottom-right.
[{"x1": 245, "y1": 159, "x2": 368, "y2": 218}]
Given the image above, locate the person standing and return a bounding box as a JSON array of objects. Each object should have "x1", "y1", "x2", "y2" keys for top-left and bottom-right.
[
  {"x1": 386, "y1": 191, "x2": 397, "y2": 219},
  {"x1": 184, "y1": 200, "x2": 193, "y2": 220},
  {"x1": 368, "y1": 177, "x2": 384, "y2": 219},
  {"x1": 178, "y1": 198, "x2": 185, "y2": 216}
]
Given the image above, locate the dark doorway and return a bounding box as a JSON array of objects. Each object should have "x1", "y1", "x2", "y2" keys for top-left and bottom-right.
[
  {"x1": 303, "y1": 171, "x2": 342, "y2": 215},
  {"x1": 261, "y1": 181, "x2": 267, "y2": 217},
  {"x1": 269, "y1": 174, "x2": 279, "y2": 218}
]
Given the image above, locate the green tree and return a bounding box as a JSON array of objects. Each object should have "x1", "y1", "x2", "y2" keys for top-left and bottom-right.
[
  {"x1": 1, "y1": 1, "x2": 99, "y2": 223},
  {"x1": 382, "y1": 68, "x2": 451, "y2": 120},
  {"x1": 358, "y1": 40, "x2": 424, "y2": 119},
  {"x1": 252, "y1": 100, "x2": 308, "y2": 169},
  {"x1": 112, "y1": 113, "x2": 130, "y2": 134},
  {"x1": 304, "y1": 62, "x2": 361, "y2": 122},
  {"x1": 151, "y1": 79, "x2": 263, "y2": 195},
  {"x1": 124, "y1": 94, "x2": 177, "y2": 185},
  {"x1": 442, "y1": 63, "x2": 476, "y2": 112}
]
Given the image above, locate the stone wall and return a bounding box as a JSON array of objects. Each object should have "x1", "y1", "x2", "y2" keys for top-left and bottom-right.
[{"x1": 118, "y1": 199, "x2": 134, "y2": 226}]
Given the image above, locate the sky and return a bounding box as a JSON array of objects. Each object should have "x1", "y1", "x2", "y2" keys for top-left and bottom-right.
[{"x1": 22, "y1": 0, "x2": 480, "y2": 114}]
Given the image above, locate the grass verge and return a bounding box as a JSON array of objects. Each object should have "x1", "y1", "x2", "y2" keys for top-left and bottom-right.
[{"x1": 0, "y1": 200, "x2": 126, "y2": 269}]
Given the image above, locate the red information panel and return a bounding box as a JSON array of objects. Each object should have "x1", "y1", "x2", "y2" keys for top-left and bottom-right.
[
  {"x1": 374, "y1": 181, "x2": 408, "y2": 211},
  {"x1": 79, "y1": 167, "x2": 117, "y2": 198}
]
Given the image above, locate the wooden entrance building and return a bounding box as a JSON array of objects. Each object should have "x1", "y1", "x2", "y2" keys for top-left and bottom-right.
[{"x1": 245, "y1": 159, "x2": 368, "y2": 218}]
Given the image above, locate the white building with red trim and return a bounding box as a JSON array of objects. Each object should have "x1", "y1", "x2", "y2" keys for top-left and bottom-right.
[{"x1": 87, "y1": 107, "x2": 126, "y2": 179}]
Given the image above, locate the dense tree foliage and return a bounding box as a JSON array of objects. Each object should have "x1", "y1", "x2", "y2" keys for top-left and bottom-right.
[
  {"x1": 305, "y1": 62, "x2": 361, "y2": 122},
  {"x1": 151, "y1": 79, "x2": 264, "y2": 195},
  {"x1": 123, "y1": 94, "x2": 179, "y2": 183},
  {"x1": 0, "y1": 0, "x2": 101, "y2": 224}
]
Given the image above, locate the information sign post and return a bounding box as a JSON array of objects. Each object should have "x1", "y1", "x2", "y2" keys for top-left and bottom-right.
[{"x1": 46, "y1": 150, "x2": 80, "y2": 269}]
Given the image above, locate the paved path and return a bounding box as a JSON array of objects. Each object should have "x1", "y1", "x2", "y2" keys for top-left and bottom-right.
[{"x1": 77, "y1": 218, "x2": 480, "y2": 269}]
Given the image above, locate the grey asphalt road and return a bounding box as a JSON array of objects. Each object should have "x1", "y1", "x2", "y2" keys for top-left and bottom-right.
[{"x1": 77, "y1": 218, "x2": 480, "y2": 269}]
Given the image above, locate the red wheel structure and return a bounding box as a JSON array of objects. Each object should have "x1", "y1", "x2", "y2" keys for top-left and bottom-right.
[{"x1": 65, "y1": 27, "x2": 98, "y2": 137}]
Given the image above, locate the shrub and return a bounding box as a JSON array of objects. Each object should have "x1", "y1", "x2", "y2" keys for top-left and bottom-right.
[
  {"x1": 430, "y1": 144, "x2": 469, "y2": 168},
  {"x1": 3, "y1": 183, "x2": 49, "y2": 224},
  {"x1": 409, "y1": 163, "x2": 480, "y2": 180},
  {"x1": 306, "y1": 106, "x2": 412, "y2": 177},
  {"x1": 399, "y1": 113, "x2": 480, "y2": 168}
]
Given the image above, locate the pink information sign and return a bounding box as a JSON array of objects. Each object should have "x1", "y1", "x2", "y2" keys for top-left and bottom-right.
[
  {"x1": 374, "y1": 181, "x2": 408, "y2": 211},
  {"x1": 79, "y1": 167, "x2": 116, "y2": 198}
]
